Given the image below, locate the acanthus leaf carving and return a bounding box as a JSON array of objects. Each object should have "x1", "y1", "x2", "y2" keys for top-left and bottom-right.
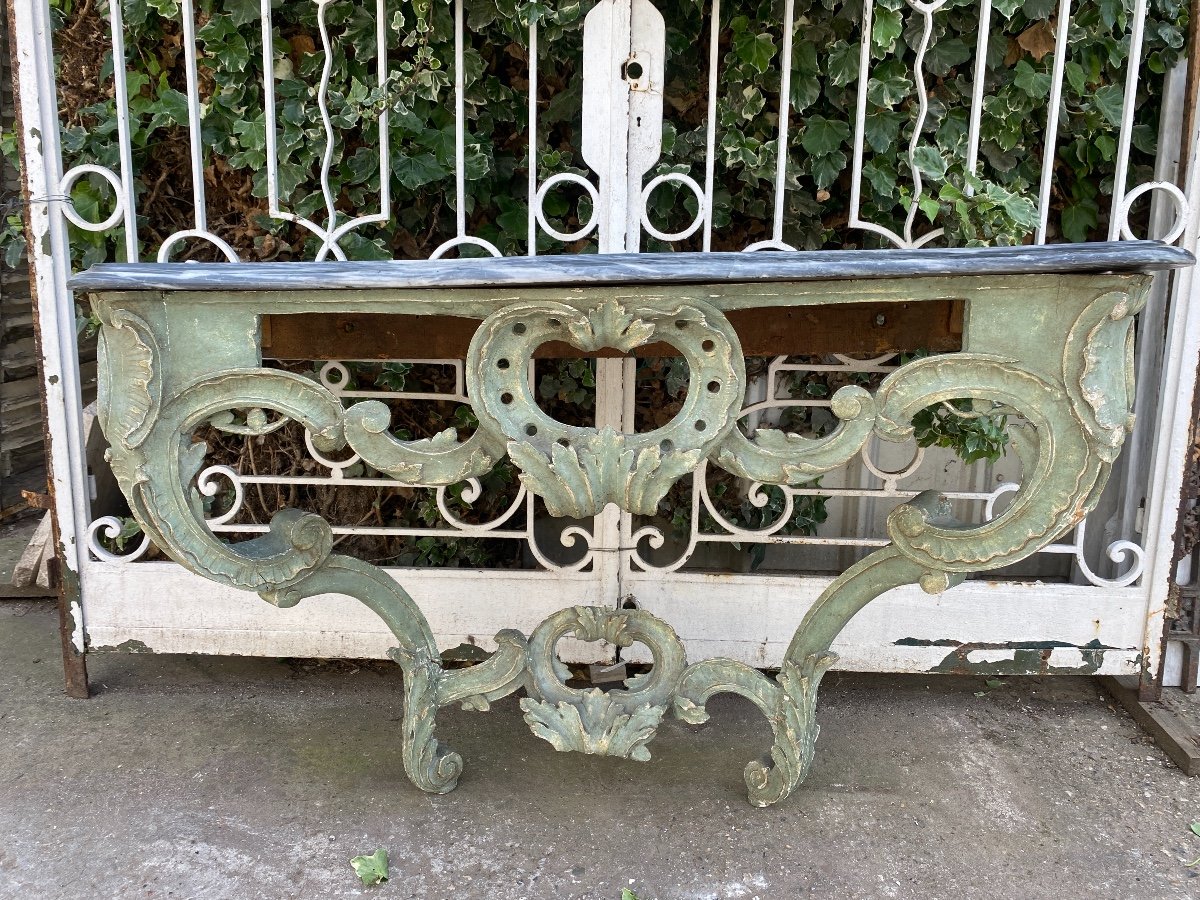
[
  {"x1": 510, "y1": 428, "x2": 702, "y2": 517},
  {"x1": 1064, "y1": 287, "x2": 1149, "y2": 461},
  {"x1": 520, "y1": 689, "x2": 666, "y2": 762},
  {"x1": 568, "y1": 298, "x2": 656, "y2": 352}
]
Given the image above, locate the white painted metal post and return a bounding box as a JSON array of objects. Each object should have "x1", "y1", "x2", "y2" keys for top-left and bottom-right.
[
  {"x1": 1138, "y1": 106, "x2": 1200, "y2": 691},
  {"x1": 8, "y1": 0, "x2": 95, "y2": 691}
]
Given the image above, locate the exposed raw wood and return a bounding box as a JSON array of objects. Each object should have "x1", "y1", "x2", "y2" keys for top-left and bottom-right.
[
  {"x1": 262, "y1": 300, "x2": 964, "y2": 360},
  {"x1": 10, "y1": 511, "x2": 50, "y2": 588},
  {"x1": 1099, "y1": 675, "x2": 1200, "y2": 775}
]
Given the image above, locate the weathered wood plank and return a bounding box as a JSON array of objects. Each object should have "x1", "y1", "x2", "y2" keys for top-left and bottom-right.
[
  {"x1": 70, "y1": 241, "x2": 1194, "y2": 293},
  {"x1": 80, "y1": 561, "x2": 1145, "y2": 673},
  {"x1": 1098, "y1": 676, "x2": 1200, "y2": 775},
  {"x1": 10, "y1": 512, "x2": 51, "y2": 588},
  {"x1": 262, "y1": 300, "x2": 964, "y2": 359}
]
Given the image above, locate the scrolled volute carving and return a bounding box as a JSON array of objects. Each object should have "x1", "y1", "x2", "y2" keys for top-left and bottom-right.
[
  {"x1": 713, "y1": 384, "x2": 877, "y2": 484},
  {"x1": 111, "y1": 368, "x2": 346, "y2": 592},
  {"x1": 873, "y1": 354, "x2": 1105, "y2": 572},
  {"x1": 343, "y1": 399, "x2": 505, "y2": 484}
]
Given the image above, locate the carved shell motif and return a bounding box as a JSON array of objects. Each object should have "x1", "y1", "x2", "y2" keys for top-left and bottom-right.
[{"x1": 96, "y1": 308, "x2": 161, "y2": 449}]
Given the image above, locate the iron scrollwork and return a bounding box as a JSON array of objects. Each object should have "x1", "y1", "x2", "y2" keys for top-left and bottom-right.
[{"x1": 91, "y1": 272, "x2": 1152, "y2": 805}]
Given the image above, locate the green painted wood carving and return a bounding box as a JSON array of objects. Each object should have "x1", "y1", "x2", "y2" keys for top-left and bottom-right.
[{"x1": 86, "y1": 263, "x2": 1158, "y2": 805}]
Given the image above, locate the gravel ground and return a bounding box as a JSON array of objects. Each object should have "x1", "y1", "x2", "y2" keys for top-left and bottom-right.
[{"x1": 1, "y1": 598, "x2": 1199, "y2": 900}]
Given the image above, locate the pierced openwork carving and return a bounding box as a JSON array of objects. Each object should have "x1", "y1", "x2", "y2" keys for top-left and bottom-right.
[
  {"x1": 521, "y1": 606, "x2": 687, "y2": 761},
  {"x1": 85, "y1": 267, "x2": 1163, "y2": 806},
  {"x1": 467, "y1": 298, "x2": 746, "y2": 516}
]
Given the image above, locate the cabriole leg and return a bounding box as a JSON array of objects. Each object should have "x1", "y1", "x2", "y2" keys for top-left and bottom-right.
[{"x1": 262, "y1": 554, "x2": 529, "y2": 794}]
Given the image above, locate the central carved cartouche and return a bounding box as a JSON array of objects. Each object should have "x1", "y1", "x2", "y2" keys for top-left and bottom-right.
[{"x1": 467, "y1": 298, "x2": 747, "y2": 517}]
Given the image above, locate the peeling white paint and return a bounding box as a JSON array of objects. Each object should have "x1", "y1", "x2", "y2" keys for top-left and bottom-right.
[
  {"x1": 1046, "y1": 647, "x2": 1088, "y2": 669},
  {"x1": 69, "y1": 600, "x2": 83, "y2": 652},
  {"x1": 964, "y1": 649, "x2": 1017, "y2": 665}
]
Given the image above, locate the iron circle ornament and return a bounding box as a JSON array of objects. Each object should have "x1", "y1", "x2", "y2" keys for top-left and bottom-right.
[
  {"x1": 640, "y1": 172, "x2": 707, "y2": 242},
  {"x1": 534, "y1": 173, "x2": 601, "y2": 243},
  {"x1": 466, "y1": 297, "x2": 746, "y2": 517},
  {"x1": 58, "y1": 164, "x2": 126, "y2": 232},
  {"x1": 1116, "y1": 181, "x2": 1190, "y2": 245}
]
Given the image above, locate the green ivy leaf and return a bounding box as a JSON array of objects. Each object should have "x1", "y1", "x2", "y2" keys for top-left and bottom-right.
[
  {"x1": 827, "y1": 41, "x2": 859, "y2": 86},
  {"x1": 864, "y1": 111, "x2": 903, "y2": 153},
  {"x1": 918, "y1": 194, "x2": 941, "y2": 224},
  {"x1": 867, "y1": 72, "x2": 913, "y2": 106},
  {"x1": 1022, "y1": 0, "x2": 1057, "y2": 17},
  {"x1": 809, "y1": 151, "x2": 846, "y2": 190},
  {"x1": 1093, "y1": 84, "x2": 1126, "y2": 127},
  {"x1": 1061, "y1": 201, "x2": 1099, "y2": 243},
  {"x1": 790, "y1": 76, "x2": 821, "y2": 114},
  {"x1": 801, "y1": 116, "x2": 851, "y2": 156},
  {"x1": 734, "y1": 32, "x2": 777, "y2": 75},
  {"x1": 350, "y1": 849, "x2": 389, "y2": 886},
  {"x1": 3, "y1": 232, "x2": 25, "y2": 268},
  {"x1": 871, "y1": 9, "x2": 903, "y2": 51},
  {"x1": 925, "y1": 37, "x2": 971, "y2": 76},
  {"x1": 1014, "y1": 60, "x2": 1051, "y2": 98},
  {"x1": 225, "y1": 0, "x2": 260, "y2": 26},
  {"x1": 1065, "y1": 61, "x2": 1087, "y2": 93},
  {"x1": 156, "y1": 87, "x2": 191, "y2": 126},
  {"x1": 1100, "y1": 0, "x2": 1125, "y2": 29},
  {"x1": 394, "y1": 153, "x2": 447, "y2": 189},
  {"x1": 145, "y1": 0, "x2": 180, "y2": 18},
  {"x1": 862, "y1": 159, "x2": 897, "y2": 198}
]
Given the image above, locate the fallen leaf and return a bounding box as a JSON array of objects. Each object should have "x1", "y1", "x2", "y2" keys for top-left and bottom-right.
[
  {"x1": 1017, "y1": 20, "x2": 1057, "y2": 62},
  {"x1": 291, "y1": 34, "x2": 316, "y2": 56},
  {"x1": 350, "y1": 849, "x2": 389, "y2": 886}
]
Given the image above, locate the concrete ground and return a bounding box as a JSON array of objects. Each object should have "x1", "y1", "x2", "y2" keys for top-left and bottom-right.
[{"x1": 2, "y1": 599, "x2": 1199, "y2": 900}]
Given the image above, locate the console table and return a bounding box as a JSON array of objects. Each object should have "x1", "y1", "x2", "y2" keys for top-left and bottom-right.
[{"x1": 72, "y1": 241, "x2": 1191, "y2": 806}]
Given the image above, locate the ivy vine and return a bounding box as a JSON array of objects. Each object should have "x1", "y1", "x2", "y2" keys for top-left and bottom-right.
[{"x1": 31, "y1": 0, "x2": 1188, "y2": 568}]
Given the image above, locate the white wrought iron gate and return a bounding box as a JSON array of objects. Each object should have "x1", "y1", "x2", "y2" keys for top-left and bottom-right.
[{"x1": 9, "y1": 0, "x2": 1200, "y2": 682}]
